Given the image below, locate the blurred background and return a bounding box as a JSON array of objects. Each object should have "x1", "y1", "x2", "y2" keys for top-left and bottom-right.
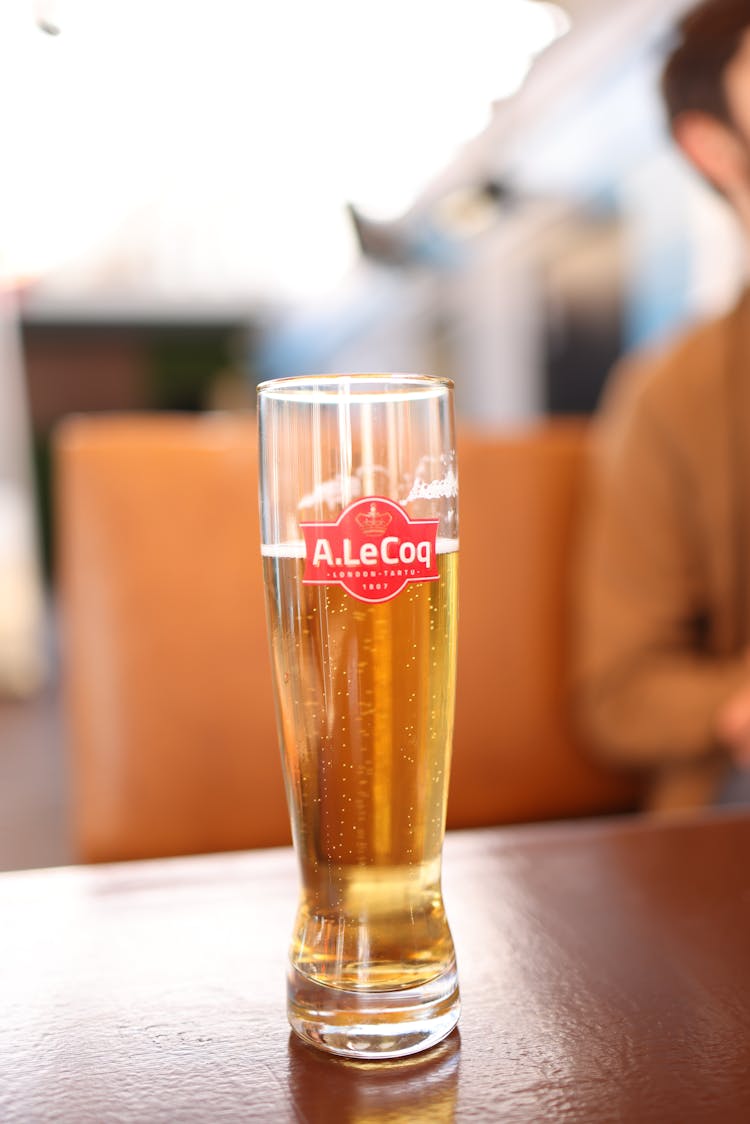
[{"x1": 0, "y1": 0, "x2": 744, "y2": 869}]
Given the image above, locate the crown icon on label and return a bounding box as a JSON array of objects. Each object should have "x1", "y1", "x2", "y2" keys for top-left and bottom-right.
[{"x1": 354, "y1": 502, "x2": 393, "y2": 535}]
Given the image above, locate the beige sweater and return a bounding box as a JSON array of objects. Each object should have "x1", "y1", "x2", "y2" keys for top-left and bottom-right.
[{"x1": 574, "y1": 290, "x2": 750, "y2": 812}]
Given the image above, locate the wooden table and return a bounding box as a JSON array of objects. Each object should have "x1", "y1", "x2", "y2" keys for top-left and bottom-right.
[{"x1": 2, "y1": 812, "x2": 750, "y2": 1122}]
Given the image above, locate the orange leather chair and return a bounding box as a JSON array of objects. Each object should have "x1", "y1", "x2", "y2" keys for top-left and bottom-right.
[
  {"x1": 56, "y1": 414, "x2": 637, "y2": 863},
  {"x1": 57, "y1": 414, "x2": 289, "y2": 862},
  {"x1": 452, "y1": 424, "x2": 639, "y2": 826}
]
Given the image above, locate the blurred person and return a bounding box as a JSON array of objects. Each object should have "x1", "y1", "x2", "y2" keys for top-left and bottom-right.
[{"x1": 574, "y1": 0, "x2": 750, "y2": 811}]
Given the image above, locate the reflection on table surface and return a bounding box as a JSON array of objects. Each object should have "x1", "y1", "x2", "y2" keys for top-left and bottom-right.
[{"x1": 286, "y1": 1030, "x2": 460, "y2": 1124}]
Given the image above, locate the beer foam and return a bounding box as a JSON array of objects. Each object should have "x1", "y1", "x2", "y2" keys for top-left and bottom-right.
[
  {"x1": 261, "y1": 540, "x2": 306, "y2": 558},
  {"x1": 404, "y1": 467, "x2": 458, "y2": 503},
  {"x1": 298, "y1": 475, "x2": 362, "y2": 511},
  {"x1": 261, "y1": 538, "x2": 459, "y2": 558}
]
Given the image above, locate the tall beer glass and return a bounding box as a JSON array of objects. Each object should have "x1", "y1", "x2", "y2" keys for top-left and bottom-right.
[{"x1": 258, "y1": 374, "x2": 460, "y2": 1059}]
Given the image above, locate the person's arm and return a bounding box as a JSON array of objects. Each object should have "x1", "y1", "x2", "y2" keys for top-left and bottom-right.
[{"x1": 573, "y1": 361, "x2": 748, "y2": 767}]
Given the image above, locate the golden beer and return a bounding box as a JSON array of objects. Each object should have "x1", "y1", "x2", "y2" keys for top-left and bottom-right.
[
  {"x1": 258, "y1": 373, "x2": 460, "y2": 1058},
  {"x1": 263, "y1": 544, "x2": 458, "y2": 993}
]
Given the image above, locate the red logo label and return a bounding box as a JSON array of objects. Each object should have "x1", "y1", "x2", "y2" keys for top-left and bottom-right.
[{"x1": 301, "y1": 496, "x2": 439, "y2": 604}]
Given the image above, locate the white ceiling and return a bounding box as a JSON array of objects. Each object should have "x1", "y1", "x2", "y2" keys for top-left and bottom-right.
[{"x1": 6, "y1": 0, "x2": 695, "y2": 319}]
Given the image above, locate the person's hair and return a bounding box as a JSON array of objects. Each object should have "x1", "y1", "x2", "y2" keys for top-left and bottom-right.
[{"x1": 662, "y1": 0, "x2": 750, "y2": 130}]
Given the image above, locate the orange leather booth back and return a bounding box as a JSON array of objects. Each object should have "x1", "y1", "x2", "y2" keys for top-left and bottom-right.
[{"x1": 56, "y1": 414, "x2": 637, "y2": 863}]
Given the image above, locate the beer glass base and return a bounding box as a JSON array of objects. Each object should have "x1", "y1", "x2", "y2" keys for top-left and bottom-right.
[{"x1": 287, "y1": 962, "x2": 460, "y2": 1060}]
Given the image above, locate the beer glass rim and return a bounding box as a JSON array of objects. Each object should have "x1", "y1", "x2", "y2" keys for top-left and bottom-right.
[{"x1": 257, "y1": 373, "x2": 453, "y2": 403}]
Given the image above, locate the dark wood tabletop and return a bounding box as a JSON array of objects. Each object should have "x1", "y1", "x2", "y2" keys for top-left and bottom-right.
[{"x1": 2, "y1": 811, "x2": 750, "y2": 1123}]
